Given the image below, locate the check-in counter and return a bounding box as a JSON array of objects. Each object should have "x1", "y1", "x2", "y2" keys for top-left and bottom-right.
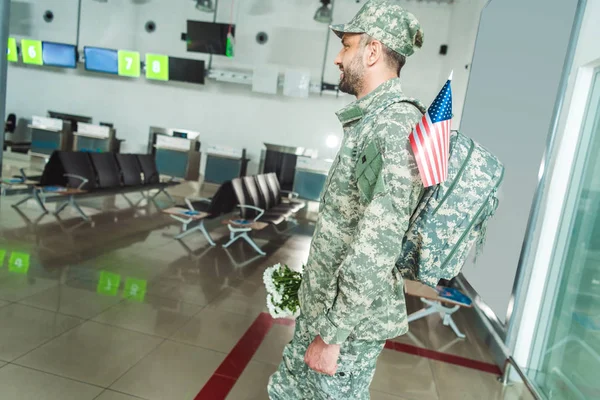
[
  {"x1": 73, "y1": 123, "x2": 119, "y2": 152},
  {"x1": 293, "y1": 157, "x2": 332, "y2": 201},
  {"x1": 259, "y1": 143, "x2": 318, "y2": 191},
  {"x1": 204, "y1": 145, "x2": 249, "y2": 185},
  {"x1": 154, "y1": 134, "x2": 201, "y2": 181},
  {"x1": 29, "y1": 116, "x2": 74, "y2": 160}
]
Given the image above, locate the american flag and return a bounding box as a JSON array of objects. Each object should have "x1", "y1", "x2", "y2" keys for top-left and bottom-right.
[{"x1": 409, "y1": 72, "x2": 453, "y2": 187}]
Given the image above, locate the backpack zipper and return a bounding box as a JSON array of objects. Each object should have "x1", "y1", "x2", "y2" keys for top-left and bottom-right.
[
  {"x1": 406, "y1": 133, "x2": 474, "y2": 232},
  {"x1": 439, "y1": 166, "x2": 505, "y2": 272},
  {"x1": 431, "y1": 134, "x2": 475, "y2": 215}
]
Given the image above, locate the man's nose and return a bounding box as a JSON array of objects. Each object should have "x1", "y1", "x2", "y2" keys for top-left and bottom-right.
[{"x1": 334, "y1": 51, "x2": 342, "y2": 66}]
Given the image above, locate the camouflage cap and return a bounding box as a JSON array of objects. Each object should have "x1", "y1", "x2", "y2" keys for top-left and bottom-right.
[{"x1": 330, "y1": 0, "x2": 423, "y2": 57}]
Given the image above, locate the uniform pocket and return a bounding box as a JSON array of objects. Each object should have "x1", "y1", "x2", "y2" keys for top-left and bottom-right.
[
  {"x1": 355, "y1": 141, "x2": 384, "y2": 202},
  {"x1": 306, "y1": 366, "x2": 355, "y2": 400}
]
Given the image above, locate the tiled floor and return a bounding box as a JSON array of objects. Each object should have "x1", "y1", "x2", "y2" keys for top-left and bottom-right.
[{"x1": 0, "y1": 185, "x2": 534, "y2": 400}]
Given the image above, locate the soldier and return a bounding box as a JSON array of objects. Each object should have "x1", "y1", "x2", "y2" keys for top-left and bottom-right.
[{"x1": 268, "y1": 1, "x2": 427, "y2": 398}]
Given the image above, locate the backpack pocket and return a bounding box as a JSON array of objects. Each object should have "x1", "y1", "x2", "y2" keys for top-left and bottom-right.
[{"x1": 355, "y1": 141, "x2": 384, "y2": 202}]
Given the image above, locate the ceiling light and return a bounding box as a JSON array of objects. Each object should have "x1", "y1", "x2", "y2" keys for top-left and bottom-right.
[
  {"x1": 326, "y1": 134, "x2": 340, "y2": 149},
  {"x1": 196, "y1": 0, "x2": 215, "y2": 12},
  {"x1": 314, "y1": 0, "x2": 332, "y2": 24}
]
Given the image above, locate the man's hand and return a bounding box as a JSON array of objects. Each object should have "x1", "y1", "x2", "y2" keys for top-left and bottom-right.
[{"x1": 304, "y1": 335, "x2": 341, "y2": 376}]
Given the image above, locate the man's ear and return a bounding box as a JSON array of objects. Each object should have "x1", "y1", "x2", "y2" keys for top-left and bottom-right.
[{"x1": 365, "y1": 40, "x2": 383, "y2": 67}]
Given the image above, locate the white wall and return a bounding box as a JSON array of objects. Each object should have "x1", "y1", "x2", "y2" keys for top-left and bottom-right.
[
  {"x1": 440, "y1": 0, "x2": 487, "y2": 129},
  {"x1": 5, "y1": 0, "x2": 481, "y2": 175},
  {"x1": 458, "y1": 0, "x2": 581, "y2": 324}
]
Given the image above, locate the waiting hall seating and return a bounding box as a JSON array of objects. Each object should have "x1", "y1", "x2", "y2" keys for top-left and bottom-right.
[
  {"x1": 222, "y1": 173, "x2": 305, "y2": 255},
  {"x1": 12, "y1": 151, "x2": 179, "y2": 221},
  {"x1": 163, "y1": 181, "x2": 237, "y2": 245},
  {"x1": 404, "y1": 280, "x2": 473, "y2": 339}
]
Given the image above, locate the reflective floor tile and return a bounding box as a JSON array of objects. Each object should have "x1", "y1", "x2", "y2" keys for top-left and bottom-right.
[
  {"x1": 226, "y1": 361, "x2": 277, "y2": 400},
  {"x1": 15, "y1": 321, "x2": 162, "y2": 387},
  {"x1": 0, "y1": 364, "x2": 103, "y2": 400},
  {"x1": 371, "y1": 349, "x2": 439, "y2": 400},
  {"x1": 19, "y1": 285, "x2": 123, "y2": 319},
  {"x1": 207, "y1": 282, "x2": 269, "y2": 317},
  {"x1": 0, "y1": 275, "x2": 58, "y2": 302},
  {"x1": 0, "y1": 303, "x2": 82, "y2": 361},
  {"x1": 145, "y1": 275, "x2": 228, "y2": 307},
  {"x1": 95, "y1": 390, "x2": 146, "y2": 400},
  {"x1": 253, "y1": 323, "x2": 295, "y2": 366},
  {"x1": 371, "y1": 390, "x2": 410, "y2": 400},
  {"x1": 92, "y1": 294, "x2": 202, "y2": 338},
  {"x1": 430, "y1": 360, "x2": 530, "y2": 400},
  {"x1": 110, "y1": 340, "x2": 225, "y2": 400},
  {"x1": 170, "y1": 308, "x2": 257, "y2": 353}
]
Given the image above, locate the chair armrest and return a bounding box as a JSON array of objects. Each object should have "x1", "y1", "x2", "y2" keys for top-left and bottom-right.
[
  {"x1": 63, "y1": 174, "x2": 89, "y2": 190},
  {"x1": 281, "y1": 190, "x2": 299, "y2": 199},
  {"x1": 237, "y1": 205, "x2": 264, "y2": 222}
]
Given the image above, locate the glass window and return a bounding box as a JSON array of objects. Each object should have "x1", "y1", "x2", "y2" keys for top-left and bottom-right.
[{"x1": 527, "y1": 70, "x2": 600, "y2": 399}]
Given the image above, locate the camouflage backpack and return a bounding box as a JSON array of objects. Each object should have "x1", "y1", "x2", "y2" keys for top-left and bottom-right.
[{"x1": 396, "y1": 131, "x2": 505, "y2": 287}]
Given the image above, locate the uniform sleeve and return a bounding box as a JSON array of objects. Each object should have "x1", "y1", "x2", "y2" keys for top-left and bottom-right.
[{"x1": 315, "y1": 106, "x2": 423, "y2": 345}]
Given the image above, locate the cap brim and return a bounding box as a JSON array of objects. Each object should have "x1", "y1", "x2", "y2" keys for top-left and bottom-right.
[{"x1": 329, "y1": 23, "x2": 364, "y2": 38}]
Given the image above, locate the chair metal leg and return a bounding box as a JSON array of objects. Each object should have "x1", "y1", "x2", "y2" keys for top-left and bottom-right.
[
  {"x1": 222, "y1": 230, "x2": 266, "y2": 256},
  {"x1": 13, "y1": 187, "x2": 48, "y2": 213},
  {"x1": 54, "y1": 200, "x2": 70, "y2": 215},
  {"x1": 443, "y1": 313, "x2": 466, "y2": 339},
  {"x1": 241, "y1": 232, "x2": 266, "y2": 256},
  {"x1": 151, "y1": 188, "x2": 174, "y2": 204},
  {"x1": 33, "y1": 189, "x2": 48, "y2": 213},
  {"x1": 172, "y1": 219, "x2": 215, "y2": 246},
  {"x1": 163, "y1": 189, "x2": 175, "y2": 204},
  {"x1": 13, "y1": 194, "x2": 33, "y2": 207},
  {"x1": 222, "y1": 232, "x2": 238, "y2": 249},
  {"x1": 198, "y1": 221, "x2": 216, "y2": 246},
  {"x1": 70, "y1": 198, "x2": 90, "y2": 221},
  {"x1": 408, "y1": 298, "x2": 465, "y2": 339},
  {"x1": 122, "y1": 193, "x2": 135, "y2": 207},
  {"x1": 54, "y1": 196, "x2": 89, "y2": 221},
  {"x1": 407, "y1": 304, "x2": 439, "y2": 323}
]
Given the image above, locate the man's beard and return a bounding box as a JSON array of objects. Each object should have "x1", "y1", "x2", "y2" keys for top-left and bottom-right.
[{"x1": 338, "y1": 55, "x2": 364, "y2": 96}]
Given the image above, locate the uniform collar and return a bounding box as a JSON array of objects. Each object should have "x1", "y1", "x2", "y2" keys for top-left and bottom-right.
[{"x1": 335, "y1": 78, "x2": 404, "y2": 125}]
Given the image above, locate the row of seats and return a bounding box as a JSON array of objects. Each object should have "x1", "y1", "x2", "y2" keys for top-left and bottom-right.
[
  {"x1": 232, "y1": 172, "x2": 304, "y2": 225},
  {"x1": 184, "y1": 172, "x2": 303, "y2": 225},
  {"x1": 39, "y1": 151, "x2": 167, "y2": 193}
]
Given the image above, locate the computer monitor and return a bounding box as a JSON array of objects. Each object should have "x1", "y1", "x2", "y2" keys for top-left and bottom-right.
[
  {"x1": 47, "y1": 111, "x2": 92, "y2": 124},
  {"x1": 42, "y1": 42, "x2": 77, "y2": 68},
  {"x1": 168, "y1": 57, "x2": 205, "y2": 84},
  {"x1": 186, "y1": 20, "x2": 235, "y2": 56},
  {"x1": 84, "y1": 46, "x2": 118, "y2": 75}
]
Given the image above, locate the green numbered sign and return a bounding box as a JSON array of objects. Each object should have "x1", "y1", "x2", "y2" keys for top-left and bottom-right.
[
  {"x1": 7, "y1": 38, "x2": 17, "y2": 62},
  {"x1": 118, "y1": 50, "x2": 140, "y2": 77},
  {"x1": 124, "y1": 277, "x2": 147, "y2": 302},
  {"x1": 9, "y1": 252, "x2": 30, "y2": 274},
  {"x1": 145, "y1": 54, "x2": 168, "y2": 81},
  {"x1": 97, "y1": 271, "x2": 121, "y2": 296},
  {"x1": 0, "y1": 249, "x2": 6, "y2": 267},
  {"x1": 21, "y1": 39, "x2": 43, "y2": 65}
]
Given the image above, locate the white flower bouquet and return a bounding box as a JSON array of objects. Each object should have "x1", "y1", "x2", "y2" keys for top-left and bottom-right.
[{"x1": 263, "y1": 263, "x2": 303, "y2": 319}]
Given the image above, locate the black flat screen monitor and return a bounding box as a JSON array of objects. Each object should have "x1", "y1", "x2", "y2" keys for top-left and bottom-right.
[
  {"x1": 186, "y1": 20, "x2": 235, "y2": 56},
  {"x1": 47, "y1": 111, "x2": 92, "y2": 124},
  {"x1": 168, "y1": 57, "x2": 205, "y2": 84}
]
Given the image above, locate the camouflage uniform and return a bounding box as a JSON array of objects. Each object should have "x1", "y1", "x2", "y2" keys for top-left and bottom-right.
[{"x1": 269, "y1": 1, "x2": 425, "y2": 398}]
